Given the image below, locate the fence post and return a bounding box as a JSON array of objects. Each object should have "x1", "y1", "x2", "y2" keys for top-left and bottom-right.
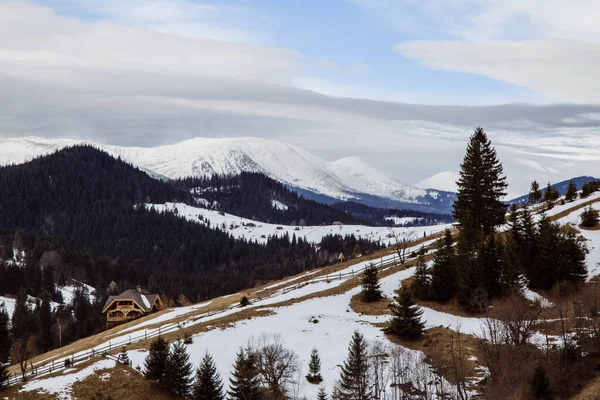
[
  {"x1": 145, "y1": 330, "x2": 147, "y2": 340},
  {"x1": 339, "y1": 272, "x2": 342, "y2": 280},
  {"x1": 129, "y1": 335, "x2": 131, "y2": 345},
  {"x1": 109, "y1": 341, "x2": 111, "y2": 351},
  {"x1": 351, "y1": 270, "x2": 354, "y2": 277}
]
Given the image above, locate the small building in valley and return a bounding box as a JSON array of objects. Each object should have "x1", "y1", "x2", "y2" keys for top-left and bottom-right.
[{"x1": 102, "y1": 286, "x2": 163, "y2": 323}]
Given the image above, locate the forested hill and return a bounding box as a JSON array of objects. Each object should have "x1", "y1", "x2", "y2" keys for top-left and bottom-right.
[
  {"x1": 331, "y1": 201, "x2": 453, "y2": 226},
  {"x1": 0, "y1": 146, "x2": 380, "y2": 302},
  {"x1": 175, "y1": 173, "x2": 362, "y2": 226}
]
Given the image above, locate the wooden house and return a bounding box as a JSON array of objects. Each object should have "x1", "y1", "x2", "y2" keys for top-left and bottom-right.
[{"x1": 102, "y1": 286, "x2": 163, "y2": 323}]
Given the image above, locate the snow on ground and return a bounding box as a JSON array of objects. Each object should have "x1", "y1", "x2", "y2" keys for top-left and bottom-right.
[
  {"x1": 384, "y1": 216, "x2": 423, "y2": 226},
  {"x1": 129, "y1": 285, "x2": 457, "y2": 399},
  {"x1": 20, "y1": 358, "x2": 116, "y2": 399},
  {"x1": 271, "y1": 199, "x2": 288, "y2": 211},
  {"x1": 0, "y1": 296, "x2": 15, "y2": 316},
  {"x1": 145, "y1": 202, "x2": 452, "y2": 245}
]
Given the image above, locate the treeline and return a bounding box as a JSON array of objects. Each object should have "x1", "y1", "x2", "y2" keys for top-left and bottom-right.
[
  {"x1": 0, "y1": 147, "x2": 382, "y2": 304},
  {"x1": 330, "y1": 201, "x2": 453, "y2": 227},
  {"x1": 0, "y1": 286, "x2": 101, "y2": 378},
  {"x1": 174, "y1": 173, "x2": 362, "y2": 226},
  {"x1": 402, "y1": 128, "x2": 589, "y2": 313}
]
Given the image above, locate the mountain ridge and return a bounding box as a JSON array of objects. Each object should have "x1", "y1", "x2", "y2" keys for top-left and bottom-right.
[{"x1": 0, "y1": 136, "x2": 456, "y2": 213}]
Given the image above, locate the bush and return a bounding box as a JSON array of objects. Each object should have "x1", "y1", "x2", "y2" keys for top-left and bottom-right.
[
  {"x1": 240, "y1": 296, "x2": 250, "y2": 307},
  {"x1": 183, "y1": 332, "x2": 193, "y2": 344},
  {"x1": 580, "y1": 206, "x2": 599, "y2": 228},
  {"x1": 64, "y1": 358, "x2": 73, "y2": 368}
]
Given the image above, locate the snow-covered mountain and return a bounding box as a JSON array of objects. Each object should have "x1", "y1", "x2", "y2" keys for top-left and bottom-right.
[{"x1": 0, "y1": 136, "x2": 455, "y2": 212}]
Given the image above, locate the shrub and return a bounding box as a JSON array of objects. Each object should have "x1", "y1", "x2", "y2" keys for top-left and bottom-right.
[
  {"x1": 580, "y1": 206, "x2": 599, "y2": 228},
  {"x1": 240, "y1": 296, "x2": 250, "y2": 307}
]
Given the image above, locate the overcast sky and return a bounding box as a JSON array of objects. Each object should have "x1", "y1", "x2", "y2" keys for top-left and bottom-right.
[{"x1": 2, "y1": 0, "x2": 600, "y2": 197}]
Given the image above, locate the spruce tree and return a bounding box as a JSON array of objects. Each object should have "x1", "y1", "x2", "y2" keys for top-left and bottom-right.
[
  {"x1": 306, "y1": 348, "x2": 323, "y2": 384},
  {"x1": 0, "y1": 311, "x2": 10, "y2": 363},
  {"x1": 361, "y1": 263, "x2": 382, "y2": 302},
  {"x1": 228, "y1": 348, "x2": 263, "y2": 400},
  {"x1": 565, "y1": 180, "x2": 578, "y2": 202},
  {"x1": 529, "y1": 180, "x2": 542, "y2": 205},
  {"x1": 333, "y1": 331, "x2": 371, "y2": 400},
  {"x1": 411, "y1": 256, "x2": 430, "y2": 300},
  {"x1": 144, "y1": 336, "x2": 170, "y2": 381},
  {"x1": 387, "y1": 289, "x2": 425, "y2": 340},
  {"x1": 430, "y1": 230, "x2": 457, "y2": 303},
  {"x1": 0, "y1": 362, "x2": 9, "y2": 390},
  {"x1": 11, "y1": 287, "x2": 33, "y2": 342},
  {"x1": 191, "y1": 353, "x2": 224, "y2": 400},
  {"x1": 453, "y1": 127, "x2": 507, "y2": 245},
  {"x1": 119, "y1": 347, "x2": 130, "y2": 365},
  {"x1": 580, "y1": 206, "x2": 599, "y2": 228},
  {"x1": 557, "y1": 229, "x2": 587, "y2": 284},
  {"x1": 317, "y1": 386, "x2": 328, "y2": 400},
  {"x1": 530, "y1": 217, "x2": 558, "y2": 290},
  {"x1": 543, "y1": 182, "x2": 559, "y2": 205},
  {"x1": 164, "y1": 340, "x2": 193, "y2": 397},
  {"x1": 531, "y1": 366, "x2": 552, "y2": 399},
  {"x1": 36, "y1": 292, "x2": 53, "y2": 353}
]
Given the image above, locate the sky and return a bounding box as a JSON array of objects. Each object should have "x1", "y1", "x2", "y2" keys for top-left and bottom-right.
[{"x1": 2, "y1": 0, "x2": 600, "y2": 197}]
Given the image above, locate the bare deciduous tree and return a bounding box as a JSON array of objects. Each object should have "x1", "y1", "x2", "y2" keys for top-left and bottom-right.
[
  {"x1": 254, "y1": 334, "x2": 300, "y2": 399},
  {"x1": 10, "y1": 335, "x2": 37, "y2": 378}
]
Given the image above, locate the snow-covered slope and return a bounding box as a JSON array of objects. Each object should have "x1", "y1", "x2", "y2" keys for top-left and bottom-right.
[{"x1": 0, "y1": 136, "x2": 454, "y2": 212}]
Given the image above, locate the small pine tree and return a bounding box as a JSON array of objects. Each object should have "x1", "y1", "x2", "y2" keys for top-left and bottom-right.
[
  {"x1": 386, "y1": 288, "x2": 425, "y2": 340},
  {"x1": 565, "y1": 180, "x2": 578, "y2": 202},
  {"x1": 119, "y1": 347, "x2": 130, "y2": 365},
  {"x1": 361, "y1": 263, "x2": 382, "y2": 302},
  {"x1": 240, "y1": 296, "x2": 250, "y2": 307},
  {"x1": 0, "y1": 362, "x2": 9, "y2": 390},
  {"x1": 191, "y1": 353, "x2": 225, "y2": 400},
  {"x1": 580, "y1": 206, "x2": 599, "y2": 228},
  {"x1": 529, "y1": 180, "x2": 542, "y2": 205},
  {"x1": 144, "y1": 336, "x2": 170, "y2": 381},
  {"x1": 411, "y1": 256, "x2": 430, "y2": 300},
  {"x1": 306, "y1": 348, "x2": 323, "y2": 384},
  {"x1": 351, "y1": 243, "x2": 361, "y2": 258},
  {"x1": 228, "y1": 348, "x2": 263, "y2": 400},
  {"x1": 317, "y1": 386, "x2": 328, "y2": 400},
  {"x1": 531, "y1": 366, "x2": 552, "y2": 399},
  {"x1": 164, "y1": 341, "x2": 193, "y2": 397},
  {"x1": 430, "y1": 230, "x2": 457, "y2": 303},
  {"x1": 333, "y1": 331, "x2": 371, "y2": 400}
]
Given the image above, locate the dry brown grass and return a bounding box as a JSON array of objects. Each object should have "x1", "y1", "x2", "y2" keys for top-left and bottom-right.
[
  {"x1": 72, "y1": 364, "x2": 174, "y2": 400},
  {"x1": 349, "y1": 293, "x2": 391, "y2": 316}
]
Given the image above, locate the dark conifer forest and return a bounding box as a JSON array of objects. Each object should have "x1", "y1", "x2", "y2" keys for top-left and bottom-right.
[{"x1": 0, "y1": 146, "x2": 382, "y2": 304}]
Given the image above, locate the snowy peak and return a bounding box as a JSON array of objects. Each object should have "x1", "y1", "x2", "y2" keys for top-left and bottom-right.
[{"x1": 0, "y1": 136, "x2": 455, "y2": 212}]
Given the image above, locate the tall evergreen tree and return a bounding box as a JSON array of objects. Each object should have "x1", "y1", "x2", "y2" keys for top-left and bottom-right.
[
  {"x1": 543, "y1": 183, "x2": 559, "y2": 205},
  {"x1": 333, "y1": 331, "x2": 371, "y2": 400},
  {"x1": 164, "y1": 340, "x2": 193, "y2": 397},
  {"x1": 565, "y1": 180, "x2": 578, "y2": 202},
  {"x1": 529, "y1": 181, "x2": 542, "y2": 205},
  {"x1": 361, "y1": 263, "x2": 382, "y2": 302},
  {"x1": 557, "y1": 229, "x2": 587, "y2": 284},
  {"x1": 191, "y1": 353, "x2": 224, "y2": 400},
  {"x1": 411, "y1": 256, "x2": 430, "y2": 300},
  {"x1": 11, "y1": 286, "x2": 33, "y2": 342},
  {"x1": 386, "y1": 289, "x2": 425, "y2": 340},
  {"x1": 0, "y1": 311, "x2": 10, "y2": 363},
  {"x1": 144, "y1": 336, "x2": 170, "y2": 381},
  {"x1": 306, "y1": 348, "x2": 323, "y2": 384},
  {"x1": 36, "y1": 292, "x2": 53, "y2": 353},
  {"x1": 453, "y1": 127, "x2": 507, "y2": 246},
  {"x1": 430, "y1": 230, "x2": 457, "y2": 303},
  {"x1": 228, "y1": 348, "x2": 263, "y2": 400}
]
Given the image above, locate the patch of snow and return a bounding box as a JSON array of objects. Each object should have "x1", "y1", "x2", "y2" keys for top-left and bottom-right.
[
  {"x1": 146, "y1": 202, "x2": 452, "y2": 246},
  {"x1": 271, "y1": 199, "x2": 288, "y2": 211},
  {"x1": 20, "y1": 359, "x2": 116, "y2": 399}
]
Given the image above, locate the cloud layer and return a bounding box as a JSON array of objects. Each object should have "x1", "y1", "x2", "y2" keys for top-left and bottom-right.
[{"x1": 2, "y1": 1, "x2": 600, "y2": 198}]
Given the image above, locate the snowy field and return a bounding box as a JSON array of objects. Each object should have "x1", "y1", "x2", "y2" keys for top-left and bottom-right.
[{"x1": 145, "y1": 202, "x2": 452, "y2": 246}]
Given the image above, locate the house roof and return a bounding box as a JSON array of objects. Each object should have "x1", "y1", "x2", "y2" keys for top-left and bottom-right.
[{"x1": 102, "y1": 289, "x2": 160, "y2": 313}]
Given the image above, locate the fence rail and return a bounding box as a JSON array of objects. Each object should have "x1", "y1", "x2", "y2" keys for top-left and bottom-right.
[{"x1": 3, "y1": 252, "x2": 409, "y2": 388}]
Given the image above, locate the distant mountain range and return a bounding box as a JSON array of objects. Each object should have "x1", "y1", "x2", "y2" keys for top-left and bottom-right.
[{"x1": 0, "y1": 137, "x2": 456, "y2": 213}]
